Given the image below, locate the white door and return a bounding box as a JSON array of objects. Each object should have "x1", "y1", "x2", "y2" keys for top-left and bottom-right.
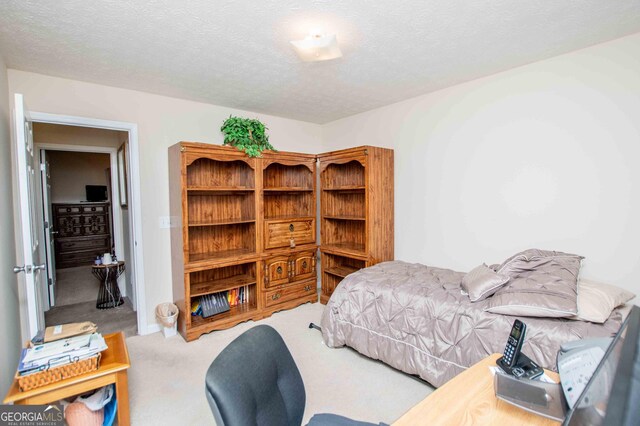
[
  {"x1": 40, "y1": 149, "x2": 57, "y2": 307},
  {"x1": 13, "y1": 93, "x2": 46, "y2": 339}
]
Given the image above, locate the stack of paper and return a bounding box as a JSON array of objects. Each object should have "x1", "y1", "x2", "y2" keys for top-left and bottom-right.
[{"x1": 18, "y1": 333, "x2": 108, "y2": 376}]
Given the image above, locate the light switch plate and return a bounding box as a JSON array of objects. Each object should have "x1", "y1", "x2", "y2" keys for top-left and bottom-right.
[{"x1": 158, "y1": 216, "x2": 171, "y2": 229}]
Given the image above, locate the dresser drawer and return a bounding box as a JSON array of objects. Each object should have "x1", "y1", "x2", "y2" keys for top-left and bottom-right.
[
  {"x1": 82, "y1": 205, "x2": 107, "y2": 213},
  {"x1": 264, "y1": 219, "x2": 315, "y2": 249},
  {"x1": 55, "y1": 251, "x2": 102, "y2": 268},
  {"x1": 56, "y1": 236, "x2": 111, "y2": 254},
  {"x1": 83, "y1": 214, "x2": 108, "y2": 225},
  {"x1": 55, "y1": 205, "x2": 81, "y2": 215},
  {"x1": 56, "y1": 215, "x2": 83, "y2": 237},
  {"x1": 265, "y1": 280, "x2": 316, "y2": 308}
]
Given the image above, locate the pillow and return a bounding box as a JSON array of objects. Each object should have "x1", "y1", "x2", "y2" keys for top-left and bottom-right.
[
  {"x1": 462, "y1": 264, "x2": 510, "y2": 302},
  {"x1": 485, "y1": 249, "x2": 583, "y2": 317},
  {"x1": 569, "y1": 279, "x2": 635, "y2": 323}
]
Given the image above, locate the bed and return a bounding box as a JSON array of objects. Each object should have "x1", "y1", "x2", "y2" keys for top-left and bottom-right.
[{"x1": 320, "y1": 260, "x2": 627, "y2": 387}]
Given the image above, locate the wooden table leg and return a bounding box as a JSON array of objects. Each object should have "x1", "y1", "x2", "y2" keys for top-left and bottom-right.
[{"x1": 115, "y1": 370, "x2": 130, "y2": 426}]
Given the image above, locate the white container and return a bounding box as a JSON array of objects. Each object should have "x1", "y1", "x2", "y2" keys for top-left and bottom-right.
[
  {"x1": 162, "y1": 322, "x2": 178, "y2": 338},
  {"x1": 156, "y1": 302, "x2": 179, "y2": 338}
]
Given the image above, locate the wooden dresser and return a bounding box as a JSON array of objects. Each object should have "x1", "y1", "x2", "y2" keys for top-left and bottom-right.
[{"x1": 53, "y1": 202, "x2": 112, "y2": 269}]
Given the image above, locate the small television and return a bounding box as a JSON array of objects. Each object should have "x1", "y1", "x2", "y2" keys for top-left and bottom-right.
[{"x1": 85, "y1": 185, "x2": 108, "y2": 202}]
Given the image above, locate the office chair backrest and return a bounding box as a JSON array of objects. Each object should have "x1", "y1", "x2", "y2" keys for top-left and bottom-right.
[{"x1": 205, "y1": 325, "x2": 306, "y2": 426}]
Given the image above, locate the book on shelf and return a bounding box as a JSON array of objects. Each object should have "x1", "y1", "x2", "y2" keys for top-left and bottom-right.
[
  {"x1": 200, "y1": 292, "x2": 230, "y2": 318},
  {"x1": 195, "y1": 286, "x2": 251, "y2": 318}
]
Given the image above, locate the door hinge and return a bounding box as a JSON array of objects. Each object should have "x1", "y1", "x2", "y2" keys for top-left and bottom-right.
[
  {"x1": 44, "y1": 221, "x2": 49, "y2": 229},
  {"x1": 40, "y1": 163, "x2": 46, "y2": 171},
  {"x1": 48, "y1": 278, "x2": 53, "y2": 287}
]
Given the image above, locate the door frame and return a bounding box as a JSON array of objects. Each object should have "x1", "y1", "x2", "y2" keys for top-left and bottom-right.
[
  {"x1": 29, "y1": 112, "x2": 150, "y2": 335},
  {"x1": 35, "y1": 144, "x2": 125, "y2": 302}
]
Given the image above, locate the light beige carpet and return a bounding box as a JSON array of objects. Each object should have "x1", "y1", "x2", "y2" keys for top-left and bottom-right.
[
  {"x1": 46, "y1": 265, "x2": 138, "y2": 337},
  {"x1": 55, "y1": 266, "x2": 100, "y2": 306},
  {"x1": 126, "y1": 303, "x2": 433, "y2": 425},
  {"x1": 45, "y1": 298, "x2": 138, "y2": 337}
]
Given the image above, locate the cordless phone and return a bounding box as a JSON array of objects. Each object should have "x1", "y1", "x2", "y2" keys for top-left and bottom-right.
[
  {"x1": 503, "y1": 319, "x2": 526, "y2": 367},
  {"x1": 497, "y1": 319, "x2": 543, "y2": 379}
]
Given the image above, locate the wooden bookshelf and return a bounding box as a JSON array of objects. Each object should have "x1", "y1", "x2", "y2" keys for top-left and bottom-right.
[
  {"x1": 169, "y1": 143, "x2": 393, "y2": 339},
  {"x1": 170, "y1": 144, "x2": 320, "y2": 341},
  {"x1": 259, "y1": 152, "x2": 318, "y2": 317},
  {"x1": 318, "y1": 146, "x2": 394, "y2": 304},
  {"x1": 169, "y1": 144, "x2": 262, "y2": 340}
]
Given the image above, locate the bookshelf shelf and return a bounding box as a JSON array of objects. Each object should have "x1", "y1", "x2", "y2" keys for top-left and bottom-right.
[
  {"x1": 322, "y1": 185, "x2": 365, "y2": 191},
  {"x1": 263, "y1": 187, "x2": 313, "y2": 192},
  {"x1": 187, "y1": 248, "x2": 256, "y2": 266},
  {"x1": 323, "y1": 215, "x2": 366, "y2": 221},
  {"x1": 188, "y1": 218, "x2": 255, "y2": 227},
  {"x1": 187, "y1": 187, "x2": 254, "y2": 194},
  {"x1": 324, "y1": 265, "x2": 359, "y2": 278},
  {"x1": 190, "y1": 273, "x2": 257, "y2": 297},
  {"x1": 190, "y1": 302, "x2": 258, "y2": 328}
]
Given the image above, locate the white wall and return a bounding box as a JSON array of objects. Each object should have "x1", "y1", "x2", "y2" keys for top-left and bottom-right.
[
  {"x1": 33, "y1": 122, "x2": 122, "y2": 148},
  {"x1": 8, "y1": 70, "x2": 324, "y2": 331},
  {"x1": 46, "y1": 150, "x2": 111, "y2": 203},
  {"x1": 0, "y1": 55, "x2": 21, "y2": 396},
  {"x1": 323, "y1": 33, "x2": 640, "y2": 299}
]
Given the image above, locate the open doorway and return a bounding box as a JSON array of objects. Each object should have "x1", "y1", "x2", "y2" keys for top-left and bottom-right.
[{"x1": 34, "y1": 123, "x2": 137, "y2": 336}]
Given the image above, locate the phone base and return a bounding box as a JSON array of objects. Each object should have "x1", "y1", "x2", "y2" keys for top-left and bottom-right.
[{"x1": 497, "y1": 353, "x2": 544, "y2": 380}]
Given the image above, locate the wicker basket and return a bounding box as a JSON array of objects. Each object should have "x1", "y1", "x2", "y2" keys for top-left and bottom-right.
[{"x1": 16, "y1": 353, "x2": 101, "y2": 392}]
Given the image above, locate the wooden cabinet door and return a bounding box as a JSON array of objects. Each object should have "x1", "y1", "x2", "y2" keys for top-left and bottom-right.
[
  {"x1": 292, "y1": 251, "x2": 315, "y2": 282},
  {"x1": 264, "y1": 256, "x2": 289, "y2": 288}
]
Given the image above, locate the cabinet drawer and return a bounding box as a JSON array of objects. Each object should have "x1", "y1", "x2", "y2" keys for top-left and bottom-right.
[
  {"x1": 55, "y1": 205, "x2": 81, "y2": 215},
  {"x1": 56, "y1": 236, "x2": 111, "y2": 253},
  {"x1": 265, "y1": 280, "x2": 316, "y2": 308},
  {"x1": 83, "y1": 214, "x2": 108, "y2": 225},
  {"x1": 264, "y1": 219, "x2": 315, "y2": 249},
  {"x1": 82, "y1": 205, "x2": 107, "y2": 213},
  {"x1": 82, "y1": 223, "x2": 109, "y2": 236},
  {"x1": 56, "y1": 216, "x2": 83, "y2": 237},
  {"x1": 56, "y1": 251, "x2": 101, "y2": 268}
]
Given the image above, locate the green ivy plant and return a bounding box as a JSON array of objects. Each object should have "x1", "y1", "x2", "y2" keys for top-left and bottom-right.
[{"x1": 220, "y1": 116, "x2": 275, "y2": 157}]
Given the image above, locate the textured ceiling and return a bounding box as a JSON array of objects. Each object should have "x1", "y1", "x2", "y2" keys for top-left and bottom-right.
[{"x1": 1, "y1": 1, "x2": 639, "y2": 123}]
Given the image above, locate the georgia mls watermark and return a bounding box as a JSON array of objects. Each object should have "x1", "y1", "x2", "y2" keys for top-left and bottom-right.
[{"x1": 0, "y1": 404, "x2": 64, "y2": 426}]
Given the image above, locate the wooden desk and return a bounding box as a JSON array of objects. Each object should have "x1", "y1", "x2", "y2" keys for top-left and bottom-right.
[
  {"x1": 393, "y1": 353, "x2": 560, "y2": 426},
  {"x1": 4, "y1": 332, "x2": 131, "y2": 426}
]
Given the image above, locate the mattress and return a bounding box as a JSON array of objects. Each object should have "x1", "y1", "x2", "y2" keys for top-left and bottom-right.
[{"x1": 320, "y1": 261, "x2": 625, "y2": 387}]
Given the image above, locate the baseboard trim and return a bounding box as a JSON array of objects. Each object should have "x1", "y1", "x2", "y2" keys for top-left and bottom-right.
[{"x1": 140, "y1": 323, "x2": 162, "y2": 335}]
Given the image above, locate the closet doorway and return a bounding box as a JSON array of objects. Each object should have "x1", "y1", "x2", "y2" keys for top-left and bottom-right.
[{"x1": 35, "y1": 123, "x2": 137, "y2": 336}]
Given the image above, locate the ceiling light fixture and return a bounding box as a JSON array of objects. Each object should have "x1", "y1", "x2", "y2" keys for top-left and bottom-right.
[{"x1": 290, "y1": 32, "x2": 342, "y2": 62}]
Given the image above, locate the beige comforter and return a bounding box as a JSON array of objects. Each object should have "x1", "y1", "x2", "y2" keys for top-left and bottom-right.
[{"x1": 321, "y1": 261, "x2": 624, "y2": 387}]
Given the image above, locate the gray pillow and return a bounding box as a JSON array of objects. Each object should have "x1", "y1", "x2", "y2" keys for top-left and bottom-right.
[
  {"x1": 462, "y1": 264, "x2": 510, "y2": 302},
  {"x1": 485, "y1": 249, "x2": 583, "y2": 317}
]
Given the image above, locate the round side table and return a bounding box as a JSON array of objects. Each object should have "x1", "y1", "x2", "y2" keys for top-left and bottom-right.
[{"x1": 91, "y1": 261, "x2": 125, "y2": 309}]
